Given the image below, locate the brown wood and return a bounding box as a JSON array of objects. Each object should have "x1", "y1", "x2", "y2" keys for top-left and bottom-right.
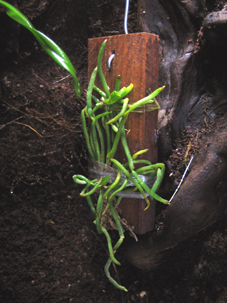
[{"x1": 88, "y1": 33, "x2": 159, "y2": 234}]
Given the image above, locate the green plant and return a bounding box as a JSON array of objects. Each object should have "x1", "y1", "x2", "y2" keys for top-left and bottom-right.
[
  {"x1": 1, "y1": 1, "x2": 169, "y2": 292},
  {"x1": 0, "y1": 0, "x2": 81, "y2": 97},
  {"x1": 73, "y1": 40, "x2": 169, "y2": 291}
]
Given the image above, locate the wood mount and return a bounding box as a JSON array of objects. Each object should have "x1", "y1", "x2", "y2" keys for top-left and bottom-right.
[{"x1": 88, "y1": 33, "x2": 160, "y2": 234}]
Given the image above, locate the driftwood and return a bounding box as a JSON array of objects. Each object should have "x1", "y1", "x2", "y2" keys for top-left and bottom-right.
[{"x1": 124, "y1": 0, "x2": 227, "y2": 269}]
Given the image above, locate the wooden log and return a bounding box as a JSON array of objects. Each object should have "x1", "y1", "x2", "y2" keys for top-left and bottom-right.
[{"x1": 88, "y1": 33, "x2": 159, "y2": 234}]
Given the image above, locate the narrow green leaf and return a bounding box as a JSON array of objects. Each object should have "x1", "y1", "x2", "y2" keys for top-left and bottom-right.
[{"x1": 0, "y1": 0, "x2": 81, "y2": 97}]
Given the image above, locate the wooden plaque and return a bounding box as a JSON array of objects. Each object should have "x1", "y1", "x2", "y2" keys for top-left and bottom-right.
[{"x1": 88, "y1": 33, "x2": 159, "y2": 234}]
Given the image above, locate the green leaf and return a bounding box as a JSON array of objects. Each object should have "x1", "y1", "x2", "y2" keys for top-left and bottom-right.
[
  {"x1": 100, "y1": 175, "x2": 110, "y2": 186},
  {"x1": 105, "y1": 91, "x2": 121, "y2": 105},
  {"x1": 72, "y1": 175, "x2": 89, "y2": 185},
  {"x1": 0, "y1": 0, "x2": 81, "y2": 97},
  {"x1": 105, "y1": 84, "x2": 133, "y2": 105}
]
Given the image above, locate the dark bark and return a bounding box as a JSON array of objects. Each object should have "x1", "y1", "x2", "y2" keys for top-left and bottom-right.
[{"x1": 125, "y1": 0, "x2": 227, "y2": 270}]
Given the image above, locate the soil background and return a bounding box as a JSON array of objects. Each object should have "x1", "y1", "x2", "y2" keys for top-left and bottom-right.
[{"x1": 1, "y1": 1, "x2": 227, "y2": 302}]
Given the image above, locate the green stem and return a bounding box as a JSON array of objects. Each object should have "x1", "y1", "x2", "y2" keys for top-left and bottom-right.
[
  {"x1": 123, "y1": 159, "x2": 152, "y2": 168},
  {"x1": 95, "y1": 188, "x2": 104, "y2": 234},
  {"x1": 108, "y1": 179, "x2": 128, "y2": 203},
  {"x1": 91, "y1": 118, "x2": 100, "y2": 162},
  {"x1": 94, "y1": 217, "x2": 121, "y2": 266},
  {"x1": 72, "y1": 174, "x2": 91, "y2": 185},
  {"x1": 102, "y1": 117, "x2": 111, "y2": 156},
  {"x1": 93, "y1": 85, "x2": 106, "y2": 99},
  {"x1": 110, "y1": 158, "x2": 150, "y2": 205},
  {"x1": 95, "y1": 119, "x2": 106, "y2": 163},
  {"x1": 106, "y1": 98, "x2": 129, "y2": 125},
  {"x1": 103, "y1": 169, "x2": 121, "y2": 200},
  {"x1": 80, "y1": 178, "x2": 102, "y2": 197},
  {"x1": 101, "y1": 226, "x2": 120, "y2": 266},
  {"x1": 131, "y1": 170, "x2": 169, "y2": 206},
  {"x1": 135, "y1": 164, "x2": 158, "y2": 174},
  {"x1": 90, "y1": 102, "x2": 105, "y2": 115},
  {"x1": 106, "y1": 114, "x2": 128, "y2": 160},
  {"x1": 115, "y1": 75, "x2": 121, "y2": 91},
  {"x1": 151, "y1": 167, "x2": 164, "y2": 193},
  {"x1": 86, "y1": 196, "x2": 96, "y2": 215},
  {"x1": 87, "y1": 67, "x2": 98, "y2": 117},
  {"x1": 120, "y1": 126, "x2": 134, "y2": 171},
  {"x1": 81, "y1": 109, "x2": 95, "y2": 160},
  {"x1": 132, "y1": 149, "x2": 148, "y2": 160},
  {"x1": 97, "y1": 39, "x2": 110, "y2": 97},
  {"x1": 124, "y1": 86, "x2": 165, "y2": 115},
  {"x1": 109, "y1": 199, "x2": 124, "y2": 249},
  {"x1": 103, "y1": 178, "x2": 128, "y2": 214},
  {"x1": 104, "y1": 258, "x2": 128, "y2": 292},
  {"x1": 91, "y1": 95, "x2": 101, "y2": 104}
]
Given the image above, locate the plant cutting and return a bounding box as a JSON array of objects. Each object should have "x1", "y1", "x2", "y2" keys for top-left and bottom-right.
[
  {"x1": 0, "y1": 0, "x2": 169, "y2": 292},
  {"x1": 73, "y1": 39, "x2": 169, "y2": 291}
]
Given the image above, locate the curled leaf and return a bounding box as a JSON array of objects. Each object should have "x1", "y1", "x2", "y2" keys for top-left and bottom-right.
[{"x1": 0, "y1": 0, "x2": 81, "y2": 97}]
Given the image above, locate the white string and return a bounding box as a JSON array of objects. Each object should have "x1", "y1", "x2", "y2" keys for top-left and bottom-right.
[
  {"x1": 169, "y1": 155, "x2": 194, "y2": 203},
  {"x1": 124, "y1": 0, "x2": 129, "y2": 34}
]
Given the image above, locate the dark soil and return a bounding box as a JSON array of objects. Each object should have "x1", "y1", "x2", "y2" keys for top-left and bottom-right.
[{"x1": 1, "y1": 1, "x2": 227, "y2": 302}]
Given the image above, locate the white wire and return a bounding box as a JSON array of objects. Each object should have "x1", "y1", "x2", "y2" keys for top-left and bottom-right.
[
  {"x1": 169, "y1": 155, "x2": 194, "y2": 203},
  {"x1": 124, "y1": 0, "x2": 129, "y2": 34},
  {"x1": 107, "y1": 53, "x2": 115, "y2": 70}
]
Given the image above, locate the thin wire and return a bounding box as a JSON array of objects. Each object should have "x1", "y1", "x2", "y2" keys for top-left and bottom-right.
[
  {"x1": 107, "y1": 53, "x2": 115, "y2": 71},
  {"x1": 108, "y1": 0, "x2": 129, "y2": 69},
  {"x1": 169, "y1": 155, "x2": 194, "y2": 203},
  {"x1": 124, "y1": 0, "x2": 129, "y2": 34}
]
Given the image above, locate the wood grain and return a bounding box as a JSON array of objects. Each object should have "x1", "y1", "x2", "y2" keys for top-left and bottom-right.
[{"x1": 88, "y1": 33, "x2": 159, "y2": 234}]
